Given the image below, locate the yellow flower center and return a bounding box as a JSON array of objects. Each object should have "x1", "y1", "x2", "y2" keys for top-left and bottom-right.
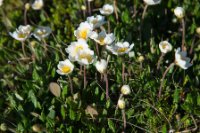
[
  {"x1": 99, "y1": 37, "x2": 105, "y2": 45},
  {"x1": 37, "y1": 30, "x2": 45, "y2": 35},
  {"x1": 162, "y1": 43, "x2": 168, "y2": 49},
  {"x1": 75, "y1": 45, "x2": 84, "y2": 53},
  {"x1": 17, "y1": 33, "x2": 26, "y2": 38},
  {"x1": 61, "y1": 66, "x2": 71, "y2": 73},
  {"x1": 79, "y1": 53, "x2": 93, "y2": 63},
  {"x1": 79, "y1": 29, "x2": 88, "y2": 39},
  {"x1": 117, "y1": 47, "x2": 128, "y2": 53}
]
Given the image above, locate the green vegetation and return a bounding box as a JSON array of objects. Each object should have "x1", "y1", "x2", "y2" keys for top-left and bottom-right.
[{"x1": 0, "y1": 0, "x2": 200, "y2": 132}]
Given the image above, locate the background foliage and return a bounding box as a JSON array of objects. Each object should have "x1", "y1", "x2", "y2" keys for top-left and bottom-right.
[{"x1": 0, "y1": 0, "x2": 200, "y2": 132}]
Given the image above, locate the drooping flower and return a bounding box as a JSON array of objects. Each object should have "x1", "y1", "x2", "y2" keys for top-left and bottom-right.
[
  {"x1": 74, "y1": 22, "x2": 93, "y2": 40},
  {"x1": 90, "y1": 30, "x2": 115, "y2": 46},
  {"x1": 174, "y1": 7, "x2": 185, "y2": 19},
  {"x1": 95, "y1": 59, "x2": 108, "y2": 74},
  {"x1": 87, "y1": 15, "x2": 106, "y2": 29},
  {"x1": 9, "y1": 25, "x2": 32, "y2": 41},
  {"x1": 118, "y1": 99, "x2": 125, "y2": 109},
  {"x1": 143, "y1": 0, "x2": 161, "y2": 5},
  {"x1": 175, "y1": 48, "x2": 192, "y2": 69},
  {"x1": 106, "y1": 42, "x2": 134, "y2": 55},
  {"x1": 56, "y1": 59, "x2": 74, "y2": 75},
  {"x1": 33, "y1": 26, "x2": 51, "y2": 41},
  {"x1": 159, "y1": 41, "x2": 172, "y2": 54},
  {"x1": 121, "y1": 85, "x2": 131, "y2": 95},
  {"x1": 99, "y1": 4, "x2": 114, "y2": 16},
  {"x1": 32, "y1": 0, "x2": 44, "y2": 10},
  {"x1": 65, "y1": 39, "x2": 89, "y2": 61},
  {"x1": 75, "y1": 48, "x2": 95, "y2": 65}
]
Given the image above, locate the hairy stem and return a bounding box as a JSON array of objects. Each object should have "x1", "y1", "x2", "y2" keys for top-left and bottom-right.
[
  {"x1": 157, "y1": 53, "x2": 165, "y2": 70},
  {"x1": 158, "y1": 63, "x2": 175, "y2": 98},
  {"x1": 113, "y1": 0, "x2": 119, "y2": 23},
  {"x1": 104, "y1": 73, "x2": 109, "y2": 100},
  {"x1": 21, "y1": 41, "x2": 27, "y2": 57},
  {"x1": 68, "y1": 75, "x2": 74, "y2": 95},
  {"x1": 84, "y1": 65, "x2": 87, "y2": 89},
  {"x1": 140, "y1": 4, "x2": 148, "y2": 49},
  {"x1": 181, "y1": 18, "x2": 186, "y2": 51},
  {"x1": 122, "y1": 109, "x2": 127, "y2": 132}
]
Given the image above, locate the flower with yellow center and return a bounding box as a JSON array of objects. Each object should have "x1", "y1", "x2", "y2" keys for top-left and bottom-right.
[
  {"x1": 66, "y1": 39, "x2": 89, "y2": 61},
  {"x1": 106, "y1": 42, "x2": 134, "y2": 55},
  {"x1": 175, "y1": 47, "x2": 192, "y2": 69},
  {"x1": 75, "y1": 48, "x2": 95, "y2": 65},
  {"x1": 99, "y1": 4, "x2": 114, "y2": 16},
  {"x1": 159, "y1": 41, "x2": 172, "y2": 54},
  {"x1": 32, "y1": 0, "x2": 43, "y2": 10},
  {"x1": 56, "y1": 59, "x2": 74, "y2": 75},
  {"x1": 90, "y1": 31, "x2": 115, "y2": 46},
  {"x1": 74, "y1": 22, "x2": 93, "y2": 40},
  {"x1": 9, "y1": 25, "x2": 32, "y2": 41},
  {"x1": 87, "y1": 15, "x2": 106, "y2": 29},
  {"x1": 33, "y1": 26, "x2": 51, "y2": 41}
]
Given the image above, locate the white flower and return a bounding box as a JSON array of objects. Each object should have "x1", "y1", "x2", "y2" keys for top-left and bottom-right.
[
  {"x1": 0, "y1": 0, "x2": 3, "y2": 6},
  {"x1": 87, "y1": 15, "x2": 106, "y2": 29},
  {"x1": 56, "y1": 59, "x2": 74, "y2": 75},
  {"x1": 65, "y1": 39, "x2": 89, "y2": 61},
  {"x1": 33, "y1": 26, "x2": 51, "y2": 41},
  {"x1": 32, "y1": 0, "x2": 43, "y2": 10},
  {"x1": 174, "y1": 7, "x2": 185, "y2": 19},
  {"x1": 74, "y1": 21, "x2": 93, "y2": 40},
  {"x1": 121, "y1": 85, "x2": 131, "y2": 95},
  {"x1": 106, "y1": 42, "x2": 134, "y2": 55},
  {"x1": 175, "y1": 48, "x2": 192, "y2": 69},
  {"x1": 9, "y1": 25, "x2": 32, "y2": 41},
  {"x1": 143, "y1": 0, "x2": 161, "y2": 5},
  {"x1": 75, "y1": 48, "x2": 95, "y2": 65},
  {"x1": 90, "y1": 30, "x2": 115, "y2": 46},
  {"x1": 118, "y1": 99, "x2": 125, "y2": 109},
  {"x1": 95, "y1": 59, "x2": 108, "y2": 74},
  {"x1": 159, "y1": 41, "x2": 172, "y2": 54},
  {"x1": 99, "y1": 4, "x2": 114, "y2": 15}
]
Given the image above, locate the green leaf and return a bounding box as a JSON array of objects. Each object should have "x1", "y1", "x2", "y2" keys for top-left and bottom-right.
[{"x1": 108, "y1": 119, "x2": 115, "y2": 133}]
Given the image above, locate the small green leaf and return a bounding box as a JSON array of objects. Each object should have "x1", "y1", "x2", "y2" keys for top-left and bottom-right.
[{"x1": 108, "y1": 119, "x2": 115, "y2": 132}]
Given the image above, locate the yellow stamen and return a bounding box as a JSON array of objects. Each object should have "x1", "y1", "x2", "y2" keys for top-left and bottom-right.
[
  {"x1": 17, "y1": 33, "x2": 26, "y2": 38},
  {"x1": 162, "y1": 43, "x2": 168, "y2": 49},
  {"x1": 79, "y1": 29, "x2": 88, "y2": 39},
  {"x1": 61, "y1": 66, "x2": 71, "y2": 73},
  {"x1": 79, "y1": 53, "x2": 92, "y2": 63},
  {"x1": 117, "y1": 47, "x2": 128, "y2": 53}
]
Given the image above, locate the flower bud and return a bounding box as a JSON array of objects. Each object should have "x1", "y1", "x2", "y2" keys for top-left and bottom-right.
[
  {"x1": 118, "y1": 99, "x2": 125, "y2": 109},
  {"x1": 0, "y1": 123, "x2": 7, "y2": 131},
  {"x1": 25, "y1": 3, "x2": 30, "y2": 10},
  {"x1": 121, "y1": 85, "x2": 131, "y2": 95},
  {"x1": 174, "y1": 7, "x2": 185, "y2": 19},
  {"x1": 81, "y1": 5, "x2": 86, "y2": 11},
  {"x1": 32, "y1": 124, "x2": 43, "y2": 132},
  {"x1": 196, "y1": 27, "x2": 200, "y2": 35},
  {"x1": 95, "y1": 59, "x2": 108, "y2": 74},
  {"x1": 137, "y1": 55, "x2": 144, "y2": 62}
]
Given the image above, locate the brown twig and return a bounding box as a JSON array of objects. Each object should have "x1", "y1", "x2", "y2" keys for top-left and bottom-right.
[
  {"x1": 21, "y1": 41, "x2": 27, "y2": 57},
  {"x1": 68, "y1": 75, "x2": 74, "y2": 95},
  {"x1": 113, "y1": 0, "x2": 119, "y2": 23}
]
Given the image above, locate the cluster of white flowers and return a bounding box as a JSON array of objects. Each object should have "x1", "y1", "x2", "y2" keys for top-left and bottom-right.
[
  {"x1": 57, "y1": 3, "x2": 135, "y2": 76},
  {"x1": 9, "y1": 25, "x2": 51, "y2": 42}
]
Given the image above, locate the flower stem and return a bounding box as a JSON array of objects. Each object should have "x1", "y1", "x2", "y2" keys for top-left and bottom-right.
[
  {"x1": 122, "y1": 63, "x2": 125, "y2": 83},
  {"x1": 104, "y1": 73, "x2": 109, "y2": 100},
  {"x1": 158, "y1": 63, "x2": 175, "y2": 98},
  {"x1": 107, "y1": 20, "x2": 111, "y2": 33},
  {"x1": 24, "y1": 9, "x2": 28, "y2": 25},
  {"x1": 21, "y1": 41, "x2": 27, "y2": 57},
  {"x1": 67, "y1": 75, "x2": 74, "y2": 95},
  {"x1": 122, "y1": 109, "x2": 127, "y2": 132},
  {"x1": 113, "y1": 0, "x2": 119, "y2": 23},
  {"x1": 157, "y1": 53, "x2": 165, "y2": 70},
  {"x1": 84, "y1": 65, "x2": 87, "y2": 89},
  {"x1": 181, "y1": 18, "x2": 186, "y2": 51},
  {"x1": 87, "y1": 1, "x2": 91, "y2": 16}
]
